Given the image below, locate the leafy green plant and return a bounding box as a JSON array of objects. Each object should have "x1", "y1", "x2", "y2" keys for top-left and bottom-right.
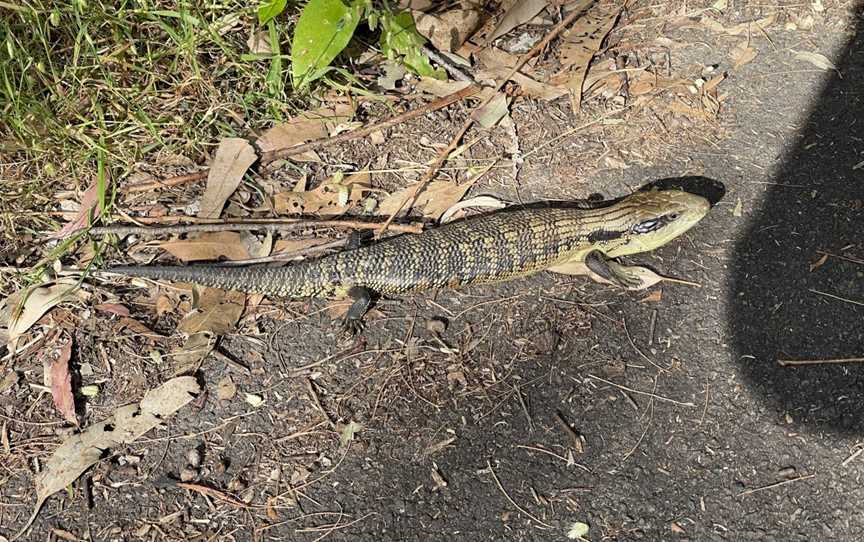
[{"x1": 261, "y1": 0, "x2": 446, "y2": 89}]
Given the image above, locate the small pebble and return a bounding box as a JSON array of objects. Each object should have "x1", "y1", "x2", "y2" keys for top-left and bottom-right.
[
  {"x1": 180, "y1": 467, "x2": 197, "y2": 482},
  {"x1": 187, "y1": 448, "x2": 201, "y2": 468}
]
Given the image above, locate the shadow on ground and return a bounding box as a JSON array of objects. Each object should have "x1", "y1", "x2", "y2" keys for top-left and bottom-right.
[{"x1": 728, "y1": 7, "x2": 864, "y2": 432}]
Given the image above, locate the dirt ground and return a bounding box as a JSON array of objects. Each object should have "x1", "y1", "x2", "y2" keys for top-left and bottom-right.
[{"x1": 2, "y1": 2, "x2": 863, "y2": 541}]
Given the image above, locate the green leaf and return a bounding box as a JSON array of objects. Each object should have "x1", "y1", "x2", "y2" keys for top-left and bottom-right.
[
  {"x1": 379, "y1": 11, "x2": 445, "y2": 79},
  {"x1": 291, "y1": 0, "x2": 364, "y2": 88},
  {"x1": 258, "y1": 0, "x2": 288, "y2": 25}
]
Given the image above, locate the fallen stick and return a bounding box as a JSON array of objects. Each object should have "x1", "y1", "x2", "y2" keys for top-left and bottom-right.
[
  {"x1": 777, "y1": 356, "x2": 864, "y2": 366},
  {"x1": 89, "y1": 218, "x2": 424, "y2": 236}
]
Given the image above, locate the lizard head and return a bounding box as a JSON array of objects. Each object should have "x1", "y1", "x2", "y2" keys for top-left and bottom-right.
[{"x1": 596, "y1": 189, "x2": 711, "y2": 257}]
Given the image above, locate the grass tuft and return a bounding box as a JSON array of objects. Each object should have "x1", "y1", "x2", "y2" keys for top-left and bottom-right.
[{"x1": 0, "y1": 0, "x2": 308, "y2": 262}]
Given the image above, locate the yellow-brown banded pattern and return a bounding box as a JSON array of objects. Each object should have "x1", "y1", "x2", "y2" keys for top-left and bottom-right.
[{"x1": 107, "y1": 189, "x2": 709, "y2": 299}]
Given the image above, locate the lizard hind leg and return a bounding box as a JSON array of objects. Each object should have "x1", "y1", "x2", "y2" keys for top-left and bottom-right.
[{"x1": 341, "y1": 286, "x2": 376, "y2": 335}]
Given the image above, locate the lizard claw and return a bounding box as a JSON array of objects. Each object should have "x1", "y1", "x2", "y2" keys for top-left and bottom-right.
[{"x1": 341, "y1": 317, "x2": 365, "y2": 336}]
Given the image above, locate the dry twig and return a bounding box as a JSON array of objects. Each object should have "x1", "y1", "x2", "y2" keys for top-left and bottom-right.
[
  {"x1": 90, "y1": 218, "x2": 423, "y2": 237},
  {"x1": 485, "y1": 460, "x2": 552, "y2": 529}
]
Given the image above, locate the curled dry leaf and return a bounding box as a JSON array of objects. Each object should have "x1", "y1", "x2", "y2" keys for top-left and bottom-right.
[
  {"x1": 258, "y1": 103, "x2": 355, "y2": 162},
  {"x1": 199, "y1": 138, "x2": 257, "y2": 219},
  {"x1": 160, "y1": 232, "x2": 252, "y2": 262},
  {"x1": 793, "y1": 51, "x2": 837, "y2": 71},
  {"x1": 93, "y1": 303, "x2": 130, "y2": 317},
  {"x1": 48, "y1": 179, "x2": 100, "y2": 240},
  {"x1": 731, "y1": 41, "x2": 757, "y2": 69},
  {"x1": 217, "y1": 376, "x2": 237, "y2": 401},
  {"x1": 377, "y1": 179, "x2": 476, "y2": 221},
  {"x1": 1, "y1": 278, "x2": 79, "y2": 346},
  {"x1": 178, "y1": 288, "x2": 245, "y2": 336},
  {"x1": 490, "y1": 0, "x2": 549, "y2": 41},
  {"x1": 414, "y1": 9, "x2": 481, "y2": 52},
  {"x1": 440, "y1": 195, "x2": 507, "y2": 224},
  {"x1": 49, "y1": 340, "x2": 77, "y2": 426},
  {"x1": 18, "y1": 377, "x2": 200, "y2": 538},
  {"x1": 274, "y1": 170, "x2": 370, "y2": 216}
]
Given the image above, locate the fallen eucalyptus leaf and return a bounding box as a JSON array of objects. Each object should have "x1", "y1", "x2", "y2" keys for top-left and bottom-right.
[
  {"x1": 378, "y1": 180, "x2": 476, "y2": 221},
  {"x1": 49, "y1": 340, "x2": 77, "y2": 426},
  {"x1": 178, "y1": 288, "x2": 245, "y2": 336},
  {"x1": 794, "y1": 50, "x2": 837, "y2": 71},
  {"x1": 2, "y1": 278, "x2": 79, "y2": 346},
  {"x1": 199, "y1": 138, "x2": 257, "y2": 219},
  {"x1": 490, "y1": 0, "x2": 549, "y2": 41},
  {"x1": 559, "y1": 1, "x2": 621, "y2": 111},
  {"x1": 160, "y1": 232, "x2": 252, "y2": 262},
  {"x1": 17, "y1": 377, "x2": 200, "y2": 539}
]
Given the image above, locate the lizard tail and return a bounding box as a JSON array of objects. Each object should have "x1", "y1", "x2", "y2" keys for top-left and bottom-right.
[{"x1": 105, "y1": 264, "x2": 328, "y2": 297}]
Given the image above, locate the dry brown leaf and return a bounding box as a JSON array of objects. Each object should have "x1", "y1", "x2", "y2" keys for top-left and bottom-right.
[
  {"x1": 217, "y1": 376, "x2": 237, "y2": 401},
  {"x1": 559, "y1": 1, "x2": 621, "y2": 111},
  {"x1": 471, "y1": 91, "x2": 510, "y2": 128},
  {"x1": 49, "y1": 340, "x2": 77, "y2": 426},
  {"x1": 415, "y1": 77, "x2": 473, "y2": 97},
  {"x1": 178, "y1": 288, "x2": 245, "y2": 336},
  {"x1": 171, "y1": 332, "x2": 215, "y2": 374},
  {"x1": 257, "y1": 104, "x2": 355, "y2": 162},
  {"x1": 18, "y1": 377, "x2": 200, "y2": 537},
  {"x1": 274, "y1": 170, "x2": 370, "y2": 216},
  {"x1": 48, "y1": 179, "x2": 100, "y2": 240},
  {"x1": 378, "y1": 180, "x2": 476, "y2": 221},
  {"x1": 247, "y1": 30, "x2": 271, "y2": 54},
  {"x1": 199, "y1": 138, "x2": 257, "y2": 219},
  {"x1": 475, "y1": 47, "x2": 519, "y2": 70},
  {"x1": 93, "y1": 303, "x2": 130, "y2": 317},
  {"x1": 725, "y1": 13, "x2": 776, "y2": 35},
  {"x1": 490, "y1": 0, "x2": 549, "y2": 41},
  {"x1": 731, "y1": 41, "x2": 757, "y2": 69},
  {"x1": 1, "y1": 278, "x2": 78, "y2": 346},
  {"x1": 155, "y1": 294, "x2": 175, "y2": 316},
  {"x1": 115, "y1": 317, "x2": 165, "y2": 340},
  {"x1": 160, "y1": 232, "x2": 252, "y2": 262},
  {"x1": 809, "y1": 253, "x2": 829, "y2": 272},
  {"x1": 639, "y1": 290, "x2": 663, "y2": 303},
  {"x1": 476, "y1": 67, "x2": 568, "y2": 101},
  {"x1": 241, "y1": 231, "x2": 273, "y2": 259},
  {"x1": 794, "y1": 51, "x2": 837, "y2": 71},
  {"x1": 415, "y1": 9, "x2": 481, "y2": 52}
]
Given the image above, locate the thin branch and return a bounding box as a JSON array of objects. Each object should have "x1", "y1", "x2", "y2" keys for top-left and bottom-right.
[
  {"x1": 778, "y1": 356, "x2": 864, "y2": 366},
  {"x1": 260, "y1": 85, "x2": 481, "y2": 164},
  {"x1": 485, "y1": 460, "x2": 552, "y2": 529},
  {"x1": 125, "y1": 170, "x2": 209, "y2": 194},
  {"x1": 89, "y1": 218, "x2": 423, "y2": 237},
  {"x1": 586, "y1": 374, "x2": 696, "y2": 407},
  {"x1": 421, "y1": 44, "x2": 478, "y2": 83},
  {"x1": 737, "y1": 474, "x2": 815, "y2": 497}
]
